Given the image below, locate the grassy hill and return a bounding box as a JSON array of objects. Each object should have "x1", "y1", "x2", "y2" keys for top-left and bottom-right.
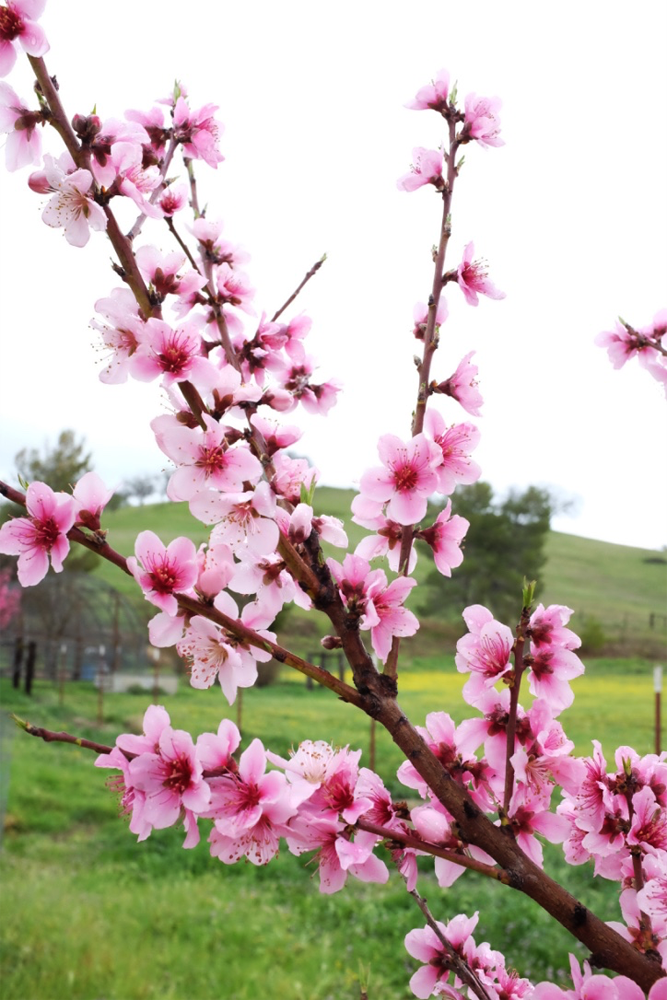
[{"x1": 93, "y1": 488, "x2": 667, "y2": 659}]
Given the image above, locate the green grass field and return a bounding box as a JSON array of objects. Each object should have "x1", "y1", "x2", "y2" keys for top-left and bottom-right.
[{"x1": 0, "y1": 658, "x2": 661, "y2": 1000}]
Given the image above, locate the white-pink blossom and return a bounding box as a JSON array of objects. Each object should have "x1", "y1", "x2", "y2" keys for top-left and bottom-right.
[{"x1": 40, "y1": 155, "x2": 107, "y2": 247}]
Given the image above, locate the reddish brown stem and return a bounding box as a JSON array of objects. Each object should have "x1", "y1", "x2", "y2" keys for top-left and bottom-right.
[
  {"x1": 356, "y1": 818, "x2": 511, "y2": 883},
  {"x1": 385, "y1": 119, "x2": 459, "y2": 680},
  {"x1": 12, "y1": 715, "x2": 114, "y2": 755},
  {"x1": 27, "y1": 56, "x2": 155, "y2": 319},
  {"x1": 503, "y1": 607, "x2": 531, "y2": 816}
]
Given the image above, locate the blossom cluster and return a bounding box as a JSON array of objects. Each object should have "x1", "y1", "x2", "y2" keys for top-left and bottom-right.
[
  {"x1": 96, "y1": 705, "x2": 395, "y2": 891},
  {"x1": 95, "y1": 595, "x2": 667, "y2": 998},
  {"x1": 596, "y1": 310, "x2": 667, "y2": 396},
  {"x1": 1, "y1": 22, "x2": 665, "y2": 999}
]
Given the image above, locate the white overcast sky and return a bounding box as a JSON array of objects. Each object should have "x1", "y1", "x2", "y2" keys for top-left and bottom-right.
[{"x1": 0, "y1": 0, "x2": 666, "y2": 550}]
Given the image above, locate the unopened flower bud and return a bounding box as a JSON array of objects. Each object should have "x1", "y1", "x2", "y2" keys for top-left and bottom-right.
[
  {"x1": 72, "y1": 113, "x2": 102, "y2": 143},
  {"x1": 321, "y1": 635, "x2": 343, "y2": 650},
  {"x1": 27, "y1": 169, "x2": 51, "y2": 194}
]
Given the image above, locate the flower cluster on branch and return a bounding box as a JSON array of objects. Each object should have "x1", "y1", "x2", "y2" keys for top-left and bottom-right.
[{"x1": 0, "y1": 11, "x2": 665, "y2": 997}]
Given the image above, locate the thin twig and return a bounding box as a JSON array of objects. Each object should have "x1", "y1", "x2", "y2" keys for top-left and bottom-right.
[
  {"x1": 271, "y1": 256, "x2": 326, "y2": 322},
  {"x1": 406, "y1": 882, "x2": 494, "y2": 1000},
  {"x1": 357, "y1": 818, "x2": 510, "y2": 883}
]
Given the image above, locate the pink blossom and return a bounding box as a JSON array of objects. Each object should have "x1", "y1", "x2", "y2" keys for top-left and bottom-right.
[
  {"x1": 294, "y1": 744, "x2": 373, "y2": 825},
  {"x1": 529, "y1": 604, "x2": 581, "y2": 650},
  {"x1": 105, "y1": 140, "x2": 163, "y2": 218},
  {"x1": 151, "y1": 413, "x2": 262, "y2": 502},
  {"x1": 505, "y1": 795, "x2": 570, "y2": 867},
  {"x1": 416, "y1": 501, "x2": 468, "y2": 576},
  {"x1": 191, "y1": 482, "x2": 278, "y2": 556},
  {"x1": 132, "y1": 318, "x2": 218, "y2": 388},
  {"x1": 398, "y1": 711, "x2": 492, "y2": 812},
  {"x1": 159, "y1": 182, "x2": 188, "y2": 216},
  {"x1": 177, "y1": 612, "x2": 262, "y2": 704},
  {"x1": 526, "y1": 643, "x2": 585, "y2": 712},
  {"x1": 627, "y1": 786, "x2": 667, "y2": 852},
  {"x1": 213, "y1": 262, "x2": 255, "y2": 315},
  {"x1": 40, "y1": 154, "x2": 107, "y2": 247},
  {"x1": 90, "y1": 287, "x2": 146, "y2": 384},
  {"x1": 124, "y1": 104, "x2": 170, "y2": 155},
  {"x1": 366, "y1": 573, "x2": 419, "y2": 662},
  {"x1": 196, "y1": 719, "x2": 241, "y2": 774},
  {"x1": 128, "y1": 725, "x2": 211, "y2": 830},
  {"x1": 190, "y1": 217, "x2": 249, "y2": 269},
  {"x1": 270, "y1": 452, "x2": 318, "y2": 504},
  {"x1": 135, "y1": 245, "x2": 186, "y2": 299},
  {"x1": 406, "y1": 69, "x2": 451, "y2": 112},
  {"x1": 285, "y1": 814, "x2": 388, "y2": 894},
  {"x1": 463, "y1": 93, "x2": 504, "y2": 148},
  {"x1": 0, "y1": 0, "x2": 48, "y2": 77},
  {"x1": 95, "y1": 745, "x2": 151, "y2": 842},
  {"x1": 433, "y1": 352, "x2": 483, "y2": 416},
  {"x1": 456, "y1": 242, "x2": 505, "y2": 306},
  {"x1": 116, "y1": 704, "x2": 172, "y2": 756},
  {"x1": 359, "y1": 433, "x2": 440, "y2": 526},
  {"x1": 423, "y1": 412, "x2": 481, "y2": 495},
  {"x1": 0, "y1": 481, "x2": 76, "y2": 585},
  {"x1": 405, "y1": 912, "x2": 480, "y2": 999},
  {"x1": 230, "y1": 551, "x2": 310, "y2": 626},
  {"x1": 249, "y1": 414, "x2": 302, "y2": 456},
  {"x1": 456, "y1": 605, "x2": 514, "y2": 706},
  {"x1": 173, "y1": 96, "x2": 224, "y2": 167},
  {"x1": 0, "y1": 567, "x2": 20, "y2": 629},
  {"x1": 532, "y1": 955, "x2": 647, "y2": 1000},
  {"x1": 412, "y1": 299, "x2": 448, "y2": 341},
  {"x1": 352, "y1": 496, "x2": 416, "y2": 573},
  {"x1": 281, "y1": 340, "x2": 342, "y2": 414},
  {"x1": 0, "y1": 81, "x2": 43, "y2": 169},
  {"x1": 595, "y1": 314, "x2": 667, "y2": 394},
  {"x1": 127, "y1": 530, "x2": 198, "y2": 615},
  {"x1": 397, "y1": 147, "x2": 444, "y2": 192},
  {"x1": 71, "y1": 471, "x2": 113, "y2": 531},
  {"x1": 208, "y1": 738, "x2": 296, "y2": 865},
  {"x1": 80, "y1": 116, "x2": 148, "y2": 187}
]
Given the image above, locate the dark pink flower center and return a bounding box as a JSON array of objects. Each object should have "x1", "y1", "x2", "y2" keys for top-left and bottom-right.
[
  {"x1": 393, "y1": 462, "x2": 418, "y2": 493},
  {"x1": 0, "y1": 6, "x2": 23, "y2": 42},
  {"x1": 285, "y1": 366, "x2": 310, "y2": 394},
  {"x1": 152, "y1": 267, "x2": 180, "y2": 298},
  {"x1": 259, "y1": 559, "x2": 285, "y2": 586},
  {"x1": 462, "y1": 261, "x2": 486, "y2": 288},
  {"x1": 238, "y1": 781, "x2": 262, "y2": 811},
  {"x1": 531, "y1": 650, "x2": 553, "y2": 679},
  {"x1": 149, "y1": 562, "x2": 177, "y2": 594},
  {"x1": 158, "y1": 337, "x2": 193, "y2": 374},
  {"x1": 196, "y1": 444, "x2": 227, "y2": 474},
  {"x1": 323, "y1": 774, "x2": 355, "y2": 813},
  {"x1": 529, "y1": 618, "x2": 553, "y2": 645},
  {"x1": 34, "y1": 517, "x2": 61, "y2": 553},
  {"x1": 163, "y1": 752, "x2": 193, "y2": 793}
]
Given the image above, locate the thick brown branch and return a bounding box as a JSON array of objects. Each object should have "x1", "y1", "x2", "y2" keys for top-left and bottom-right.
[{"x1": 372, "y1": 696, "x2": 664, "y2": 991}]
